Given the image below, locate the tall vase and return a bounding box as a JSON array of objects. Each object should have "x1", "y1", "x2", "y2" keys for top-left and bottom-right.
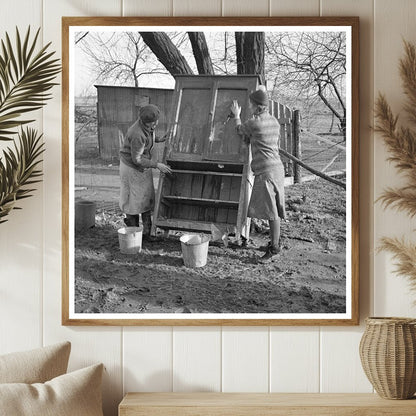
[{"x1": 359, "y1": 317, "x2": 416, "y2": 399}]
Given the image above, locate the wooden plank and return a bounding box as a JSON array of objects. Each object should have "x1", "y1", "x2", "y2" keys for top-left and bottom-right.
[
  {"x1": 155, "y1": 219, "x2": 213, "y2": 232},
  {"x1": 119, "y1": 393, "x2": 416, "y2": 415},
  {"x1": 229, "y1": 175, "x2": 242, "y2": 229},
  {"x1": 190, "y1": 173, "x2": 204, "y2": 198},
  {"x1": 153, "y1": 169, "x2": 167, "y2": 234},
  {"x1": 171, "y1": 169, "x2": 242, "y2": 177},
  {"x1": 171, "y1": 173, "x2": 197, "y2": 221},
  {"x1": 205, "y1": 207, "x2": 217, "y2": 223},
  {"x1": 164, "y1": 196, "x2": 239, "y2": 208},
  {"x1": 285, "y1": 107, "x2": 293, "y2": 177},
  {"x1": 217, "y1": 176, "x2": 232, "y2": 223},
  {"x1": 204, "y1": 79, "x2": 219, "y2": 158},
  {"x1": 211, "y1": 175, "x2": 222, "y2": 200},
  {"x1": 227, "y1": 209, "x2": 238, "y2": 226},
  {"x1": 165, "y1": 85, "x2": 182, "y2": 160},
  {"x1": 229, "y1": 176, "x2": 242, "y2": 202},
  {"x1": 201, "y1": 174, "x2": 215, "y2": 199},
  {"x1": 173, "y1": 328, "x2": 221, "y2": 392},
  {"x1": 171, "y1": 204, "x2": 199, "y2": 221},
  {"x1": 292, "y1": 109, "x2": 301, "y2": 183},
  {"x1": 167, "y1": 159, "x2": 244, "y2": 173},
  {"x1": 173, "y1": 173, "x2": 193, "y2": 197}
]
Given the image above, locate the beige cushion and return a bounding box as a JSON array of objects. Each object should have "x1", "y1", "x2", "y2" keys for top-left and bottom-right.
[
  {"x1": 0, "y1": 342, "x2": 71, "y2": 384},
  {"x1": 0, "y1": 363, "x2": 104, "y2": 416}
]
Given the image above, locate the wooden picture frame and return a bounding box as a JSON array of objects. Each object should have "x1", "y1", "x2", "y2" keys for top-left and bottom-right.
[{"x1": 62, "y1": 16, "x2": 359, "y2": 326}]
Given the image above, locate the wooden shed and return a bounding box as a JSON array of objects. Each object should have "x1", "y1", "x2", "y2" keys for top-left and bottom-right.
[{"x1": 95, "y1": 85, "x2": 174, "y2": 161}]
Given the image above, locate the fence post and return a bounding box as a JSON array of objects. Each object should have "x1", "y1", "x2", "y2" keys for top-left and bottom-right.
[{"x1": 293, "y1": 109, "x2": 301, "y2": 184}]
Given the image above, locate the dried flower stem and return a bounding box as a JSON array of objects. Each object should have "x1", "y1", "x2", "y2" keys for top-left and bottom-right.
[{"x1": 376, "y1": 40, "x2": 416, "y2": 296}]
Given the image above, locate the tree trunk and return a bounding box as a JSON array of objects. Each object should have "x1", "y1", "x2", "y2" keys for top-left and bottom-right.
[
  {"x1": 140, "y1": 31, "x2": 265, "y2": 82},
  {"x1": 235, "y1": 32, "x2": 244, "y2": 74},
  {"x1": 235, "y1": 32, "x2": 265, "y2": 83},
  {"x1": 139, "y1": 32, "x2": 193, "y2": 75},
  {"x1": 188, "y1": 32, "x2": 214, "y2": 74}
]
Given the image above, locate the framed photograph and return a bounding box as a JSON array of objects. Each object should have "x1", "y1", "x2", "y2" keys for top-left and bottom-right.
[{"x1": 62, "y1": 16, "x2": 359, "y2": 325}]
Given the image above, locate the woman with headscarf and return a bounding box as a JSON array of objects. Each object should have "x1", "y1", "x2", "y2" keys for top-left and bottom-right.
[
  {"x1": 230, "y1": 87, "x2": 286, "y2": 263},
  {"x1": 119, "y1": 104, "x2": 172, "y2": 241}
]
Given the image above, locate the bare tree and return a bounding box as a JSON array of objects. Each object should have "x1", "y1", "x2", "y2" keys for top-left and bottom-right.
[
  {"x1": 267, "y1": 31, "x2": 346, "y2": 138},
  {"x1": 77, "y1": 30, "x2": 266, "y2": 90},
  {"x1": 139, "y1": 31, "x2": 265, "y2": 80},
  {"x1": 77, "y1": 31, "x2": 169, "y2": 87},
  {"x1": 139, "y1": 32, "x2": 194, "y2": 75}
]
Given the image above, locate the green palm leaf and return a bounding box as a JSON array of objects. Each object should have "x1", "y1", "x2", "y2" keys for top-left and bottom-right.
[
  {"x1": 0, "y1": 26, "x2": 59, "y2": 224},
  {"x1": 0, "y1": 27, "x2": 61, "y2": 140},
  {"x1": 0, "y1": 127, "x2": 45, "y2": 223}
]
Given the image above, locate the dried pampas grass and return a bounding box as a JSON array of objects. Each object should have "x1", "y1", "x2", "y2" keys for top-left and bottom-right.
[
  {"x1": 375, "y1": 40, "x2": 416, "y2": 295},
  {"x1": 378, "y1": 237, "x2": 416, "y2": 294}
]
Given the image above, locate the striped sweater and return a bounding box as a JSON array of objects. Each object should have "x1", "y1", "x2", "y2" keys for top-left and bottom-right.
[{"x1": 236, "y1": 109, "x2": 281, "y2": 175}]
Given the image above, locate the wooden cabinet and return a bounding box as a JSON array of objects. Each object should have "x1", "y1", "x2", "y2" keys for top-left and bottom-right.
[
  {"x1": 167, "y1": 75, "x2": 259, "y2": 162},
  {"x1": 154, "y1": 75, "x2": 260, "y2": 239}
]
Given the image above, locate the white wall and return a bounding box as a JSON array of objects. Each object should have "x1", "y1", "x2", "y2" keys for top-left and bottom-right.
[{"x1": 1, "y1": 1, "x2": 416, "y2": 415}]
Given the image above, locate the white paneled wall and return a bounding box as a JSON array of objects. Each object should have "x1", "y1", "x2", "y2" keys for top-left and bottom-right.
[
  {"x1": 270, "y1": 327, "x2": 320, "y2": 392},
  {"x1": 319, "y1": 0, "x2": 375, "y2": 393},
  {"x1": 173, "y1": 327, "x2": 221, "y2": 392},
  {"x1": 0, "y1": 0, "x2": 44, "y2": 355},
  {"x1": 42, "y1": 2, "x2": 124, "y2": 414},
  {"x1": 124, "y1": 327, "x2": 173, "y2": 392},
  {"x1": 222, "y1": 327, "x2": 269, "y2": 392},
  {"x1": 1, "y1": 0, "x2": 416, "y2": 415}
]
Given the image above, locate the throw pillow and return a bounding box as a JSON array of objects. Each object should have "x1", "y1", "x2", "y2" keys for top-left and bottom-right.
[
  {"x1": 0, "y1": 363, "x2": 104, "y2": 416},
  {"x1": 0, "y1": 341, "x2": 71, "y2": 384}
]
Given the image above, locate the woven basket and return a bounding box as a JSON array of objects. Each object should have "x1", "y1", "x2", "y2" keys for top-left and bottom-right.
[{"x1": 359, "y1": 317, "x2": 416, "y2": 399}]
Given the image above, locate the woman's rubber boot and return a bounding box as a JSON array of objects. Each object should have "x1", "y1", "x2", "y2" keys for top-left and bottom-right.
[
  {"x1": 142, "y1": 211, "x2": 162, "y2": 242},
  {"x1": 257, "y1": 243, "x2": 281, "y2": 263}
]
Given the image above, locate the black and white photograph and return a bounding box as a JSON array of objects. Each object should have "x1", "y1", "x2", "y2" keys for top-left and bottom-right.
[{"x1": 63, "y1": 17, "x2": 359, "y2": 325}]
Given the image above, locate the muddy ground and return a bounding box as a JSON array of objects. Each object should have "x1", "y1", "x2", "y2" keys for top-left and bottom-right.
[{"x1": 74, "y1": 177, "x2": 346, "y2": 315}]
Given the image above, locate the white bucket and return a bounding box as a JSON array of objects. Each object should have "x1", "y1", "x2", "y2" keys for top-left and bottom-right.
[
  {"x1": 118, "y1": 226, "x2": 143, "y2": 254},
  {"x1": 180, "y1": 234, "x2": 210, "y2": 268}
]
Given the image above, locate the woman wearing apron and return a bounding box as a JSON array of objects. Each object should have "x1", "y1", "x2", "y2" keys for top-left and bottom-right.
[{"x1": 119, "y1": 104, "x2": 171, "y2": 242}]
